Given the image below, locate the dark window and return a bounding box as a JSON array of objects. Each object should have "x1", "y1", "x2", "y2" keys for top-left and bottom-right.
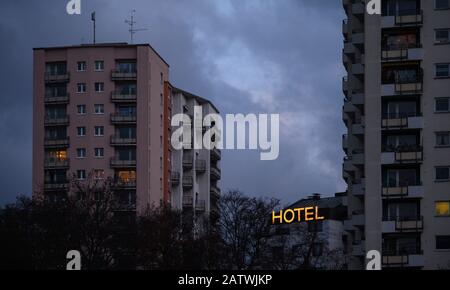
[
  {"x1": 436, "y1": 236, "x2": 450, "y2": 250},
  {"x1": 435, "y1": 0, "x2": 450, "y2": 9},
  {"x1": 436, "y1": 98, "x2": 450, "y2": 112},
  {"x1": 436, "y1": 167, "x2": 450, "y2": 181}
]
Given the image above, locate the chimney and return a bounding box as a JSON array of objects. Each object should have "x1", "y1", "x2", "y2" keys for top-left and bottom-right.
[{"x1": 309, "y1": 193, "x2": 321, "y2": 200}]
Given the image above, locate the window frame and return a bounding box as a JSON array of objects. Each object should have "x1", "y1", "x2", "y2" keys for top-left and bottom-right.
[
  {"x1": 94, "y1": 60, "x2": 104, "y2": 72},
  {"x1": 76, "y1": 148, "x2": 86, "y2": 159},
  {"x1": 77, "y1": 83, "x2": 87, "y2": 93},
  {"x1": 435, "y1": 63, "x2": 450, "y2": 78},
  {"x1": 435, "y1": 166, "x2": 450, "y2": 182},
  {"x1": 94, "y1": 126, "x2": 104, "y2": 136},
  {"x1": 95, "y1": 82, "x2": 104, "y2": 93},
  {"x1": 77, "y1": 105, "x2": 86, "y2": 115},
  {"x1": 94, "y1": 147, "x2": 104, "y2": 158},
  {"x1": 77, "y1": 169, "x2": 86, "y2": 180},
  {"x1": 76, "y1": 126, "x2": 86, "y2": 137},
  {"x1": 435, "y1": 201, "x2": 450, "y2": 217},
  {"x1": 77, "y1": 61, "x2": 86, "y2": 72},
  {"x1": 94, "y1": 104, "x2": 104, "y2": 115},
  {"x1": 435, "y1": 28, "x2": 450, "y2": 44},
  {"x1": 436, "y1": 131, "x2": 450, "y2": 147},
  {"x1": 435, "y1": 0, "x2": 450, "y2": 10},
  {"x1": 435, "y1": 97, "x2": 450, "y2": 113}
]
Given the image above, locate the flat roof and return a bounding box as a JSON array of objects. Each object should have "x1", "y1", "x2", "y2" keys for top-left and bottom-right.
[
  {"x1": 171, "y1": 86, "x2": 220, "y2": 113},
  {"x1": 33, "y1": 42, "x2": 169, "y2": 67}
]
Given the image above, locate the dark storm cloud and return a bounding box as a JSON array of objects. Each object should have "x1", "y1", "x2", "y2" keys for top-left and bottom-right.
[{"x1": 0, "y1": 0, "x2": 346, "y2": 205}]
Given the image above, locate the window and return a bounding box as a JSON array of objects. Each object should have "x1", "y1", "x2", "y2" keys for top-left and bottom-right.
[
  {"x1": 436, "y1": 167, "x2": 450, "y2": 181},
  {"x1": 435, "y1": 29, "x2": 450, "y2": 43},
  {"x1": 435, "y1": 0, "x2": 450, "y2": 10},
  {"x1": 436, "y1": 201, "x2": 450, "y2": 216},
  {"x1": 95, "y1": 61, "x2": 104, "y2": 71},
  {"x1": 94, "y1": 104, "x2": 104, "y2": 114},
  {"x1": 94, "y1": 148, "x2": 104, "y2": 158},
  {"x1": 436, "y1": 98, "x2": 450, "y2": 112},
  {"x1": 77, "y1": 83, "x2": 86, "y2": 93},
  {"x1": 95, "y1": 82, "x2": 104, "y2": 92},
  {"x1": 94, "y1": 126, "x2": 104, "y2": 136},
  {"x1": 93, "y1": 169, "x2": 105, "y2": 180},
  {"x1": 76, "y1": 148, "x2": 86, "y2": 158},
  {"x1": 436, "y1": 132, "x2": 450, "y2": 146},
  {"x1": 77, "y1": 105, "x2": 86, "y2": 115},
  {"x1": 77, "y1": 61, "x2": 86, "y2": 72},
  {"x1": 436, "y1": 236, "x2": 450, "y2": 250},
  {"x1": 436, "y1": 63, "x2": 450, "y2": 78},
  {"x1": 77, "y1": 127, "x2": 86, "y2": 136},
  {"x1": 161, "y1": 72, "x2": 163, "y2": 85},
  {"x1": 77, "y1": 170, "x2": 86, "y2": 180}
]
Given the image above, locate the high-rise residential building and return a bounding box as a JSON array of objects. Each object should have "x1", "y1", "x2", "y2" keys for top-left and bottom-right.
[
  {"x1": 169, "y1": 87, "x2": 221, "y2": 218},
  {"x1": 33, "y1": 43, "x2": 172, "y2": 214},
  {"x1": 342, "y1": 0, "x2": 450, "y2": 269}
]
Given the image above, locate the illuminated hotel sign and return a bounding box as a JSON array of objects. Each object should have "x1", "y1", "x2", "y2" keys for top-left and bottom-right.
[{"x1": 272, "y1": 206, "x2": 325, "y2": 224}]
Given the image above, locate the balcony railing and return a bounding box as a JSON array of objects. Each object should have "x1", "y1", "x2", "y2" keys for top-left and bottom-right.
[
  {"x1": 171, "y1": 172, "x2": 180, "y2": 186},
  {"x1": 381, "y1": 112, "x2": 421, "y2": 129},
  {"x1": 44, "y1": 115, "x2": 70, "y2": 126},
  {"x1": 110, "y1": 135, "x2": 137, "y2": 146},
  {"x1": 195, "y1": 159, "x2": 206, "y2": 173},
  {"x1": 44, "y1": 136, "x2": 70, "y2": 148},
  {"x1": 111, "y1": 91, "x2": 137, "y2": 102},
  {"x1": 210, "y1": 148, "x2": 221, "y2": 161},
  {"x1": 382, "y1": 181, "x2": 422, "y2": 197},
  {"x1": 394, "y1": 216, "x2": 423, "y2": 232},
  {"x1": 210, "y1": 186, "x2": 220, "y2": 200},
  {"x1": 110, "y1": 158, "x2": 136, "y2": 168},
  {"x1": 394, "y1": 9, "x2": 423, "y2": 26},
  {"x1": 381, "y1": 43, "x2": 422, "y2": 61},
  {"x1": 111, "y1": 69, "x2": 137, "y2": 80},
  {"x1": 44, "y1": 158, "x2": 70, "y2": 168},
  {"x1": 44, "y1": 182, "x2": 69, "y2": 192},
  {"x1": 110, "y1": 113, "x2": 137, "y2": 124},
  {"x1": 44, "y1": 72, "x2": 70, "y2": 83},
  {"x1": 210, "y1": 166, "x2": 221, "y2": 180},
  {"x1": 44, "y1": 94, "x2": 70, "y2": 104},
  {"x1": 182, "y1": 154, "x2": 193, "y2": 169},
  {"x1": 114, "y1": 179, "x2": 137, "y2": 189},
  {"x1": 182, "y1": 194, "x2": 193, "y2": 207},
  {"x1": 196, "y1": 200, "x2": 206, "y2": 212},
  {"x1": 182, "y1": 175, "x2": 193, "y2": 189}
]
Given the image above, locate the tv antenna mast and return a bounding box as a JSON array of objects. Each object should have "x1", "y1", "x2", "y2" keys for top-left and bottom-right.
[{"x1": 125, "y1": 10, "x2": 148, "y2": 44}]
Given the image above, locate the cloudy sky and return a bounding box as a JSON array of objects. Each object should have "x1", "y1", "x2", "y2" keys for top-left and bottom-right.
[{"x1": 0, "y1": 0, "x2": 346, "y2": 206}]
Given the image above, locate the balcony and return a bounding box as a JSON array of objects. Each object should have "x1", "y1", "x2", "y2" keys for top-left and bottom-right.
[
  {"x1": 195, "y1": 159, "x2": 206, "y2": 174},
  {"x1": 342, "y1": 19, "x2": 348, "y2": 37},
  {"x1": 110, "y1": 135, "x2": 136, "y2": 146},
  {"x1": 382, "y1": 253, "x2": 424, "y2": 268},
  {"x1": 44, "y1": 94, "x2": 70, "y2": 104},
  {"x1": 182, "y1": 175, "x2": 193, "y2": 189},
  {"x1": 381, "y1": 10, "x2": 423, "y2": 28},
  {"x1": 382, "y1": 184, "x2": 424, "y2": 198},
  {"x1": 110, "y1": 113, "x2": 137, "y2": 124},
  {"x1": 196, "y1": 200, "x2": 206, "y2": 212},
  {"x1": 352, "y1": 178, "x2": 365, "y2": 196},
  {"x1": 343, "y1": 42, "x2": 355, "y2": 56},
  {"x1": 114, "y1": 179, "x2": 137, "y2": 189},
  {"x1": 343, "y1": 101, "x2": 357, "y2": 114},
  {"x1": 343, "y1": 157, "x2": 356, "y2": 173},
  {"x1": 44, "y1": 137, "x2": 70, "y2": 148},
  {"x1": 352, "y1": 2, "x2": 365, "y2": 15},
  {"x1": 183, "y1": 154, "x2": 193, "y2": 169},
  {"x1": 352, "y1": 241, "x2": 365, "y2": 257},
  {"x1": 171, "y1": 172, "x2": 180, "y2": 186},
  {"x1": 111, "y1": 69, "x2": 137, "y2": 81},
  {"x1": 382, "y1": 216, "x2": 423, "y2": 233},
  {"x1": 44, "y1": 115, "x2": 69, "y2": 126},
  {"x1": 381, "y1": 114, "x2": 423, "y2": 130},
  {"x1": 352, "y1": 122, "x2": 364, "y2": 136},
  {"x1": 382, "y1": 44, "x2": 423, "y2": 62},
  {"x1": 352, "y1": 211, "x2": 365, "y2": 227},
  {"x1": 211, "y1": 148, "x2": 221, "y2": 161},
  {"x1": 111, "y1": 91, "x2": 137, "y2": 103},
  {"x1": 183, "y1": 194, "x2": 193, "y2": 207},
  {"x1": 381, "y1": 145, "x2": 423, "y2": 164},
  {"x1": 210, "y1": 166, "x2": 221, "y2": 180},
  {"x1": 44, "y1": 158, "x2": 69, "y2": 169},
  {"x1": 342, "y1": 134, "x2": 349, "y2": 152},
  {"x1": 342, "y1": 76, "x2": 349, "y2": 95},
  {"x1": 210, "y1": 186, "x2": 220, "y2": 200},
  {"x1": 44, "y1": 72, "x2": 70, "y2": 83},
  {"x1": 44, "y1": 182, "x2": 69, "y2": 192},
  {"x1": 110, "y1": 158, "x2": 136, "y2": 168}
]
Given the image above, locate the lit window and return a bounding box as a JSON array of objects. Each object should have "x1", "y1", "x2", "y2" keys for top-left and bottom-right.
[
  {"x1": 77, "y1": 127, "x2": 86, "y2": 136},
  {"x1": 94, "y1": 148, "x2": 104, "y2": 158},
  {"x1": 77, "y1": 105, "x2": 86, "y2": 115},
  {"x1": 94, "y1": 126, "x2": 104, "y2": 136},
  {"x1": 55, "y1": 150, "x2": 67, "y2": 160},
  {"x1": 76, "y1": 148, "x2": 86, "y2": 158},
  {"x1": 77, "y1": 61, "x2": 86, "y2": 72},
  {"x1": 436, "y1": 201, "x2": 450, "y2": 216},
  {"x1": 77, "y1": 170, "x2": 86, "y2": 180},
  {"x1": 95, "y1": 61, "x2": 104, "y2": 71},
  {"x1": 77, "y1": 83, "x2": 86, "y2": 93},
  {"x1": 118, "y1": 170, "x2": 136, "y2": 183},
  {"x1": 94, "y1": 104, "x2": 104, "y2": 114},
  {"x1": 95, "y1": 82, "x2": 104, "y2": 92}
]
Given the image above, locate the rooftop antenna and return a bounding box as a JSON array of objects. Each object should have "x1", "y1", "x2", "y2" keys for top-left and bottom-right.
[
  {"x1": 125, "y1": 10, "x2": 148, "y2": 44},
  {"x1": 91, "y1": 11, "x2": 96, "y2": 44}
]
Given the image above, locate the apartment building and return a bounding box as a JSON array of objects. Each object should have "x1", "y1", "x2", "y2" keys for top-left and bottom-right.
[
  {"x1": 170, "y1": 87, "x2": 221, "y2": 218},
  {"x1": 268, "y1": 193, "x2": 348, "y2": 269},
  {"x1": 32, "y1": 43, "x2": 172, "y2": 214},
  {"x1": 342, "y1": 0, "x2": 450, "y2": 269}
]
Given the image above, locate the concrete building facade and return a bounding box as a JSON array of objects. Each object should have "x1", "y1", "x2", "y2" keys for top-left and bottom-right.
[{"x1": 342, "y1": 0, "x2": 450, "y2": 269}]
